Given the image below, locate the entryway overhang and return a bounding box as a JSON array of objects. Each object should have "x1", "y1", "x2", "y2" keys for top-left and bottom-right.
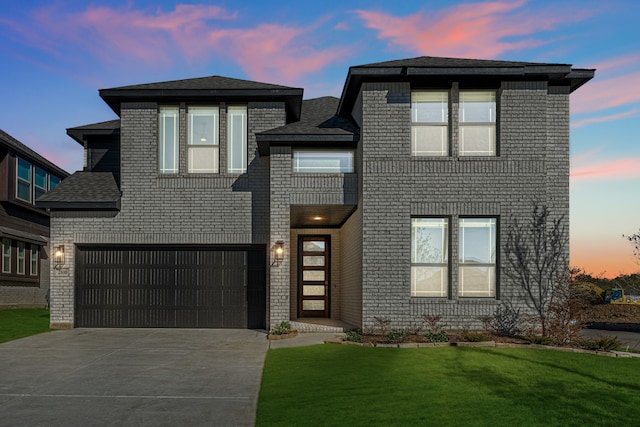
[{"x1": 290, "y1": 205, "x2": 356, "y2": 228}]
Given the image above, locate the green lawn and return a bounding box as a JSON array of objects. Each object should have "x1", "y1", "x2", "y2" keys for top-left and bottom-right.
[
  {"x1": 0, "y1": 308, "x2": 51, "y2": 344},
  {"x1": 257, "y1": 345, "x2": 640, "y2": 426}
]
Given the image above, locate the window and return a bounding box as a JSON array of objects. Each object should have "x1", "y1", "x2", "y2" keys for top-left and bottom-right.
[
  {"x1": 293, "y1": 151, "x2": 354, "y2": 173},
  {"x1": 227, "y1": 106, "x2": 247, "y2": 173},
  {"x1": 30, "y1": 245, "x2": 38, "y2": 276},
  {"x1": 16, "y1": 158, "x2": 32, "y2": 202},
  {"x1": 2, "y1": 238, "x2": 10, "y2": 273},
  {"x1": 17, "y1": 241, "x2": 25, "y2": 275},
  {"x1": 188, "y1": 107, "x2": 219, "y2": 173},
  {"x1": 459, "y1": 91, "x2": 496, "y2": 156},
  {"x1": 34, "y1": 167, "x2": 47, "y2": 201},
  {"x1": 49, "y1": 175, "x2": 60, "y2": 189},
  {"x1": 459, "y1": 218, "x2": 496, "y2": 297},
  {"x1": 411, "y1": 91, "x2": 449, "y2": 156},
  {"x1": 411, "y1": 218, "x2": 449, "y2": 297},
  {"x1": 159, "y1": 107, "x2": 179, "y2": 174}
]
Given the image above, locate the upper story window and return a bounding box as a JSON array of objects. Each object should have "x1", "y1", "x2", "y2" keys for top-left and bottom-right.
[
  {"x1": 459, "y1": 91, "x2": 496, "y2": 156},
  {"x1": 293, "y1": 150, "x2": 354, "y2": 173},
  {"x1": 459, "y1": 218, "x2": 496, "y2": 297},
  {"x1": 411, "y1": 91, "x2": 449, "y2": 156},
  {"x1": 15, "y1": 157, "x2": 61, "y2": 205},
  {"x1": 159, "y1": 106, "x2": 179, "y2": 174},
  {"x1": 227, "y1": 106, "x2": 247, "y2": 174},
  {"x1": 188, "y1": 107, "x2": 219, "y2": 173},
  {"x1": 411, "y1": 218, "x2": 449, "y2": 297}
]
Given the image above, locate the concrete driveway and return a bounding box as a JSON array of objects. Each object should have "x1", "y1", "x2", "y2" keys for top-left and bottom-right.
[{"x1": 0, "y1": 328, "x2": 269, "y2": 427}]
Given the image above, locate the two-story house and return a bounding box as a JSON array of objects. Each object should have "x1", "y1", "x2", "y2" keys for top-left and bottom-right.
[
  {"x1": 38, "y1": 57, "x2": 594, "y2": 331},
  {"x1": 0, "y1": 130, "x2": 68, "y2": 308}
]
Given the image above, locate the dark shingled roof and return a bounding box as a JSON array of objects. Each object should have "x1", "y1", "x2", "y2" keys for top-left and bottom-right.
[
  {"x1": 0, "y1": 129, "x2": 69, "y2": 178},
  {"x1": 256, "y1": 97, "x2": 358, "y2": 155},
  {"x1": 338, "y1": 55, "x2": 595, "y2": 116},
  {"x1": 36, "y1": 171, "x2": 120, "y2": 210},
  {"x1": 99, "y1": 75, "x2": 304, "y2": 122},
  {"x1": 67, "y1": 120, "x2": 121, "y2": 145}
]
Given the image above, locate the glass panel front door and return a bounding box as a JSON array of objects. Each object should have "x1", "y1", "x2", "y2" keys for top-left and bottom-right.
[{"x1": 299, "y1": 236, "x2": 330, "y2": 317}]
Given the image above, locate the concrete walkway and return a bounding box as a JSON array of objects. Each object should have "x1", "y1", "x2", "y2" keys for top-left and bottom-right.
[{"x1": 0, "y1": 328, "x2": 268, "y2": 427}]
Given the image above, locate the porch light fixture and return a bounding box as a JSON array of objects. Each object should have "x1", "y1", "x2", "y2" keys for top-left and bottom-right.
[
  {"x1": 53, "y1": 245, "x2": 65, "y2": 269},
  {"x1": 272, "y1": 240, "x2": 285, "y2": 266}
]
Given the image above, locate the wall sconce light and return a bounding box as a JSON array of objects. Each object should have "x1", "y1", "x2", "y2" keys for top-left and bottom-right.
[
  {"x1": 272, "y1": 240, "x2": 285, "y2": 266},
  {"x1": 53, "y1": 245, "x2": 65, "y2": 269}
]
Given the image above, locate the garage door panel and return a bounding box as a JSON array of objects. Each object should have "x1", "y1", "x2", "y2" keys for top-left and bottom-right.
[{"x1": 76, "y1": 246, "x2": 265, "y2": 329}]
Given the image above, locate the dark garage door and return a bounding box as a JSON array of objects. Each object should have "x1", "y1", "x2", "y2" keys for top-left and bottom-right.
[{"x1": 75, "y1": 246, "x2": 266, "y2": 329}]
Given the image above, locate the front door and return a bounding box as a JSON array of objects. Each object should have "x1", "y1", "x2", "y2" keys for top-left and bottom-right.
[{"x1": 298, "y1": 236, "x2": 330, "y2": 318}]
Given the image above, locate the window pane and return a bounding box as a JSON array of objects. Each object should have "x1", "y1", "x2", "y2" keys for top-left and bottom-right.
[
  {"x1": 459, "y1": 219, "x2": 496, "y2": 264},
  {"x1": 17, "y1": 242, "x2": 25, "y2": 274},
  {"x1": 411, "y1": 266, "x2": 448, "y2": 297},
  {"x1": 459, "y1": 266, "x2": 495, "y2": 297},
  {"x1": 460, "y1": 125, "x2": 496, "y2": 156},
  {"x1": 34, "y1": 187, "x2": 46, "y2": 201},
  {"x1": 159, "y1": 107, "x2": 179, "y2": 174},
  {"x1": 412, "y1": 218, "x2": 448, "y2": 263},
  {"x1": 303, "y1": 241, "x2": 325, "y2": 252},
  {"x1": 17, "y1": 158, "x2": 31, "y2": 181},
  {"x1": 35, "y1": 167, "x2": 47, "y2": 188},
  {"x1": 49, "y1": 176, "x2": 60, "y2": 189},
  {"x1": 188, "y1": 107, "x2": 218, "y2": 146},
  {"x1": 188, "y1": 146, "x2": 219, "y2": 173},
  {"x1": 303, "y1": 256, "x2": 325, "y2": 266},
  {"x1": 303, "y1": 300, "x2": 325, "y2": 311},
  {"x1": 2, "y1": 238, "x2": 10, "y2": 273},
  {"x1": 227, "y1": 106, "x2": 247, "y2": 173},
  {"x1": 303, "y1": 270, "x2": 325, "y2": 282},
  {"x1": 17, "y1": 181, "x2": 31, "y2": 202},
  {"x1": 460, "y1": 92, "x2": 496, "y2": 123},
  {"x1": 412, "y1": 91, "x2": 448, "y2": 123},
  {"x1": 303, "y1": 285, "x2": 325, "y2": 296},
  {"x1": 293, "y1": 151, "x2": 354, "y2": 173},
  {"x1": 412, "y1": 126, "x2": 448, "y2": 156},
  {"x1": 30, "y1": 245, "x2": 38, "y2": 276}
]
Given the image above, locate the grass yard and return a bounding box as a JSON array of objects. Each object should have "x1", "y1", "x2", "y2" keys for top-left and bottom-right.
[
  {"x1": 257, "y1": 345, "x2": 640, "y2": 426},
  {"x1": 0, "y1": 308, "x2": 51, "y2": 344}
]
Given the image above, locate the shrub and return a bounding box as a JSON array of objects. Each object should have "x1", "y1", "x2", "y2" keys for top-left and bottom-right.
[
  {"x1": 463, "y1": 332, "x2": 491, "y2": 342},
  {"x1": 270, "y1": 321, "x2": 292, "y2": 336},
  {"x1": 373, "y1": 317, "x2": 392, "y2": 335},
  {"x1": 487, "y1": 305, "x2": 521, "y2": 337},
  {"x1": 425, "y1": 331, "x2": 450, "y2": 343},
  {"x1": 421, "y1": 314, "x2": 446, "y2": 333},
  {"x1": 385, "y1": 329, "x2": 409, "y2": 344},
  {"x1": 579, "y1": 337, "x2": 622, "y2": 351},
  {"x1": 525, "y1": 335, "x2": 554, "y2": 346},
  {"x1": 345, "y1": 329, "x2": 362, "y2": 343}
]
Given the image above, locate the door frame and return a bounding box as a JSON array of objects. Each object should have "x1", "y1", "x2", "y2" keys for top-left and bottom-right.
[{"x1": 297, "y1": 235, "x2": 330, "y2": 318}]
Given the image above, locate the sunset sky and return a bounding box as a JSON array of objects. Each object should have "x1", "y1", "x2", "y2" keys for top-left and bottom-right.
[{"x1": 1, "y1": 0, "x2": 639, "y2": 277}]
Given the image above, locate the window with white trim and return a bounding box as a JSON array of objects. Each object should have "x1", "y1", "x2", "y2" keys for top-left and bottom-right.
[
  {"x1": 459, "y1": 91, "x2": 496, "y2": 156},
  {"x1": 30, "y1": 244, "x2": 38, "y2": 276},
  {"x1": 34, "y1": 166, "x2": 47, "y2": 201},
  {"x1": 293, "y1": 150, "x2": 354, "y2": 173},
  {"x1": 411, "y1": 91, "x2": 449, "y2": 156},
  {"x1": 411, "y1": 218, "x2": 449, "y2": 297},
  {"x1": 159, "y1": 107, "x2": 179, "y2": 174},
  {"x1": 459, "y1": 218, "x2": 496, "y2": 297},
  {"x1": 2, "y1": 238, "x2": 10, "y2": 273},
  {"x1": 188, "y1": 106, "x2": 219, "y2": 173},
  {"x1": 17, "y1": 241, "x2": 25, "y2": 275},
  {"x1": 227, "y1": 106, "x2": 247, "y2": 173}
]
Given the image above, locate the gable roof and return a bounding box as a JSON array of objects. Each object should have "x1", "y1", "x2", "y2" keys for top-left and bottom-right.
[
  {"x1": 36, "y1": 171, "x2": 120, "y2": 210},
  {"x1": 67, "y1": 120, "x2": 121, "y2": 145},
  {"x1": 256, "y1": 97, "x2": 358, "y2": 155},
  {"x1": 0, "y1": 129, "x2": 69, "y2": 178},
  {"x1": 338, "y1": 56, "x2": 595, "y2": 116},
  {"x1": 99, "y1": 75, "x2": 304, "y2": 122}
]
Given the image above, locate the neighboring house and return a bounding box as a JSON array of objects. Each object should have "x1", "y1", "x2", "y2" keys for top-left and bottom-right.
[
  {"x1": 38, "y1": 57, "x2": 594, "y2": 331},
  {"x1": 0, "y1": 130, "x2": 69, "y2": 308}
]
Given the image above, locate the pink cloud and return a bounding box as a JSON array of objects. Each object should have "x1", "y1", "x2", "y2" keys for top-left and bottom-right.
[
  {"x1": 5, "y1": 4, "x2": 347, "y2": 86},
  {"x1": 354, "y1": 0, "x2": 589, "y2": 58},
  {"x1": 571, "y1": 158, "x2": 640, "y2": 181},
  {"x1": 572, "y1": 109, "x2": 638, "y2": 128}
]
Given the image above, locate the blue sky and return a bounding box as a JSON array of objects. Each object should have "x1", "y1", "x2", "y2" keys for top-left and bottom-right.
[{"x1": 1, "y1": 0, "x2": 639, "y2": 276}]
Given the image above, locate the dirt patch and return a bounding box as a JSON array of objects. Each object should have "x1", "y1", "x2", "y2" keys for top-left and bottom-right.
[{"x1": 584, "y1": 304, "x2": 640, "y2": 324}]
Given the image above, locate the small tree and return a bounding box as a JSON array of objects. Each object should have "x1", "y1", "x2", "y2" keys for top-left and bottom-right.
[
  {"x1": 623, "y1": 230, "x2": 640, "y2": 263},
  {"x1": 504, "y1": 204, "x2": 569, "y2": 336}
]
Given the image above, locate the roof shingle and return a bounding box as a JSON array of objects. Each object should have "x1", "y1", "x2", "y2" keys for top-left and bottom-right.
[{"x1": 36, "y1": 171, "x2": 120, "y2": 210}]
